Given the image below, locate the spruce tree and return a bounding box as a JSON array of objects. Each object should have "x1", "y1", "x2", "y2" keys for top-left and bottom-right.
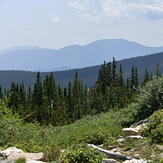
[
  {"x1": 117, "y1": 64, "x2": 124, "y2": 87},
  {"x1": 130, "y1": 66, "x2": 135, "y2": 88},
  {"x1": 155, "y1": 63, "x2": 161, "y2": 78},
  {"x1": 32, "y1": 72, "x2": 44, "y2": 124},
  {"x1": 33, "y1": 72, "x2": 43, "y2": 107},
  {"x1": 112, "y1": 57, "x2": 117, "y2": 84},
  {"x1": 0, "y1": 85, "x2": 3, "y2": 99},
  {"x1": 143, "y1": 69, "x2": 150, "y2": 84},
  {"x1": 8, "y1": 82, "x2": 19, "y2": 112}
]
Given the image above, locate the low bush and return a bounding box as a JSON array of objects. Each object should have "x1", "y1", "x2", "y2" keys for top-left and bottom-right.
[
  {"x1": 141, "y1": 109, "x2": 163, "y2": 143},
  {"x1": 60, "y1": 144, "x2": 105, "y2": 163},
  {"x1": 76, "y1": 130, "x2": 113, "y2": 145},
  {"x1": 14, "y1": 158, "x2": 26, "y2": 163},
  {"x1": 43, "y1": 142, "x2": 61, "y2": 162}
]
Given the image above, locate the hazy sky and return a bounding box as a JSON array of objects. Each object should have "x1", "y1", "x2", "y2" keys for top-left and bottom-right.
[{"x1": 0, "y1": 0, "x2": 163, "y2": 50}]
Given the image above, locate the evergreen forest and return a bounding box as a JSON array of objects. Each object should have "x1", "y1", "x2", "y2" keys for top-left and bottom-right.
[{"x1": 0, "y1": 57, "x2": 160, "y2": 127}]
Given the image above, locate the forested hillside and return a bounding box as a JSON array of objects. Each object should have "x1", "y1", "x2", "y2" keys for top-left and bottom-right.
[
  {"x1": 0, "y1": 57, "x2": 161, "y2": 126},
  {"x1": 0, "y1": 52, "x2": 162, "y2": 90}
]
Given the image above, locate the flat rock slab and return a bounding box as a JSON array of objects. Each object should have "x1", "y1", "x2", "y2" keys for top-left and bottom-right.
[
  {"x1": 127, "y1": 135, "x2": 143, "y2": 140},
  {"x1": 26, "y1": 161, "x2": 45, "y2": 163},
  {"x1": 0, "y1": 147, "x2": 44, "y2": 162},
  {"x1": 123, "y1": 159, "x2": 148, "y2": 163},
  {"x1": 0, "y1": 147, "x2": 24, "y2": 157},
  {"x1": 122, "y1": 128, "x2": 139, "y2": 136},
  {"x1": 102, "y1": 158, "x2": 120, "y2": 163}
]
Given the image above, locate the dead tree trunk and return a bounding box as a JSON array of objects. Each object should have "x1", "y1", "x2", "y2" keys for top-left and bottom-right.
[{"x1": 88, "y1": 144, "x2": 132, "y2": 161}]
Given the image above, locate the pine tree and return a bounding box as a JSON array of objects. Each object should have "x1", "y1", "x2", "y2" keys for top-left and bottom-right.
[
  {"x1": 19, "y1": 82, "x2": 26, "y2": 105},
  {"x1": 43, "y1": 73, "x2": 58, "y2": 120},
  {"x1": 155, "y1": 63, "x2": 161, "y2": 78},
  {"x1": 130, "y1": 66, "x2": 135, "y2": 88},
  {"x1": 106, "y1": 62, "x2": 112, "y2": 86},
  {"x1": 33, "y1": 72, "x2": 43, "y2": 106},
  {"x1": 96, "y1": 61, "x2": 107, "y2": 95},
  {"x1": 117, "y1": 64, "x2": 124, "y2": 87},
  {"x1": 112, "y1": 57, "x2": 117, "y2": 84},
  {"x1": 143, "y1": 69, "x2": 150, "y2": 84},
  {"x1": 8, "y1": 82, "x2": 19, "y2": 112},
  {"x1": 0, "y1": 85, "x2": 3, "y2": 99},
  {"x1": 134, "y1": 68, "x2": 139, "y2": 88},
  {"x1": 27, "y1": 85, "x2": 32, "y2": 103},
  {"x1": 32, "y1": 72, "x2": 44, "y2": 124},
  {"x1": 72, "y1": 71, "x2": 81, "y2": 120}
]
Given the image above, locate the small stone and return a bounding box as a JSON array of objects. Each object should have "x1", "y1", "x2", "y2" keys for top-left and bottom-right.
[
  {"x1": 134, "y1": 154, "x2": 140, "y2": 158},
  {"x1": 102, "y1": 158, "x2": 120, "y2": 163},
  {"x1": 127, "y1": 135, "x2": 143, "y2": 140},
  {"x1": 123, "y1": 159, "x2": 148, "y2": 163},
  {"x1": 26, "y1": 161, "x2": 45, "y2": 163},
  {"x1": 156, "y1": 145, "x2": 163, "y2": 151},
  {"x1": 116, "y1": 138, "x2": 125, "y2": 143},
  {"x1": 150, "y1": 154, "x2": 156, "y2": 158},
  {"x1": 159, "y1": 153, "x2": 163, "y2": 158}
]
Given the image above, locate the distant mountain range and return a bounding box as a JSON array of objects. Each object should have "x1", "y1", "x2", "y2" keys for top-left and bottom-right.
[
  {"x1": 0, "y1": 39, "x2": 163, "y2": 71},
  {"x1": 0, "y1": 52, "x2": 162, "y2": 90}
]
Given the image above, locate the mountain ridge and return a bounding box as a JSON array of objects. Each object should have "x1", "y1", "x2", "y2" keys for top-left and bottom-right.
[
  {"x1": 0, "y1": 39, "x2": 163, "y2": 71},
  {"x1": 0, "y1": 51, "x2": 162, "y2": 90}
]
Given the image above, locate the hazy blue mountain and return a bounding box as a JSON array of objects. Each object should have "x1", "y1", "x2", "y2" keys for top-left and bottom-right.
[
  {"x1": 0, "y1": 39, "x2": 163, "y2": 71},
  {"x1": 0, "y1": 52, "x2": 162, "y2": 89},
  {"x1": 0, "y1": 46, "x2": 42, "y2": 55}
]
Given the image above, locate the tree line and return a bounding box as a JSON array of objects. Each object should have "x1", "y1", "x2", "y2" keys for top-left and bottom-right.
[{"x1": 0, "y1": 58, "x2": 161, "y2": 126}]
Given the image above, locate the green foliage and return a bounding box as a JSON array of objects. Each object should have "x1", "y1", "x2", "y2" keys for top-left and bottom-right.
[
  {"x1": 91, "y1": 58, "x2": 137, "y2": 114},
  {"x1": 131, "y1": 76, "x2": 163, "y2": 121},
  {"x1": 60, "y1": 144, "x2": 105, "y2": 163},
  {"x1": 14, "y1": 158, "x2": 26, "y2": 163},
  {"x1": 6, "y1": 58, "x2": 162, "y2": 127},
  {"x1": 76, "y1": 130, "x2": 113, "y2": 145},
  {"x1": 43, "y1": 143, "x2": 61, "y2": 162},
  {"x1": 141, "y1": 109, "x2": 163, "y2": 143},
  {"x1": 13, "y1": 140, "x2": 45, "y2": 153}
]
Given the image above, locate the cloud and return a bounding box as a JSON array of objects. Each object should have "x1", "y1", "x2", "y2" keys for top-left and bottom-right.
[
  {"x1": 82, "y1": 14, "x2": 101, "y2": 22},
  {"x1": 51, "y1": 17, "x2": 60, "y2": 22},
  {"x1": 69, "y1": 2, "x2": 86, "y2": 11},
  {"x1": 69, "y1": 0, "x2": 163, "y2": 22},
  {"x1": 97, "y1": 0, "x2": 163, "y2": 20}
]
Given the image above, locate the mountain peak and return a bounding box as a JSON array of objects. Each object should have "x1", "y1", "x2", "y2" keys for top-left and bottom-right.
[
  {"x1": 0, "y1": 39, "x2": 163, "y2": 71},
  {"x1": 0, "y1": 46, "x2": 43, "y2": 55}
]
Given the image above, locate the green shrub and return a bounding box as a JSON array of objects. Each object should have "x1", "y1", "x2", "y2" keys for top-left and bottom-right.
[
  {"x1": 43, "y1": 143, "x2": 61, "y2": 162},
  {"x1": 76, "y1": 130, "x2": 113, "y2": 145},
  {"x1": 13, "y1": 140, "x2": 45, "y2": 153},
  {"x1": 133, "y1": 77, "x2": 163, "y2": 121},
  {"x1": 14, "y1": 158, "x2": 26, "y2": 163},
  {"x1": 141, "y1": 109, "x2": 163, "y2": 143},
  {"x1": 60, "y1": 144, "x2": 105, "y2": 163}
]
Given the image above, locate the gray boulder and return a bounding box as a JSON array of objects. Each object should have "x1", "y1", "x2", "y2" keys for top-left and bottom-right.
[
  {"x1": 0, "y1": 147, "x2": 44, "y2": 162},
  {"x1": 102, "y1": 158, "x2": 120, "y2": 163}
]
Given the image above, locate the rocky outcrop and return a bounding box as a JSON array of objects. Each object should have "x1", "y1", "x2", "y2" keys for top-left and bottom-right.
[
  {"x1": 90, "y1": 122, "x2": 149, "y2": 163},
  {"x1": 123, "y1": 159, "x2": 148, "y2": 163},
  {"x1": 122, "y1": 124, "x2": 145, "y2": 137},
  {"x1": 122, "y1": 128, "x2": 139, "y2": 136},
  {"x1": 0, "y1": 147, "x2": 44, "y2": 163}
]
